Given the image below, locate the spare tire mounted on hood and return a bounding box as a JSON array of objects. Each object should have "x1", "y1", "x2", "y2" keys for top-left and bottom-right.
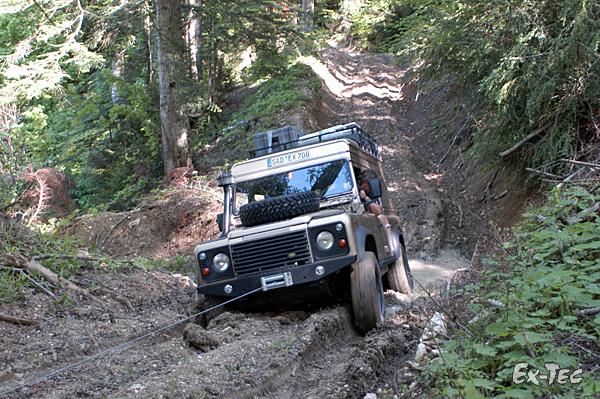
[{"x1": 239, "y1": 191, "x2": 320, "y2": 227}]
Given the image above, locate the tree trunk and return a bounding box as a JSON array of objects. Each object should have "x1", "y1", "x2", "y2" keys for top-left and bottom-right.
[
  {"x1": 207, "y1": 0, "x2": 217, "y2": 102},
  {"x1": 301, "y1": 0, "x2": 314, "y2": 31},
  {"x1": 187, "y1": 0, "x2": 200, "y2": 81},
  {"x1": 143, "y1": 0, "x2": 153, "y2": 84},
  {"x1": 155, "y1": 0, "x2": 192, "y2": 173},
  {"x1": 110, "y1": 49, "x2": 125, "y2": 103}
]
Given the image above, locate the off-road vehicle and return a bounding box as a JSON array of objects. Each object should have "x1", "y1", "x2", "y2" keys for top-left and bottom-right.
[{"x1": 195, "y1": 123, "x2": 413, "y2": 334}]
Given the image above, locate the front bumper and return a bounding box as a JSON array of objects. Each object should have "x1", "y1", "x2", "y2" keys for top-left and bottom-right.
[{"x1": 197, "y1": 254, "x2": 357, "y2": 297}]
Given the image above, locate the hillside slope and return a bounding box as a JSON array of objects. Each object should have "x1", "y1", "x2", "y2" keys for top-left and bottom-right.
[{"x1": 2, "y1": 44, "x2": 508, "y2": 399}]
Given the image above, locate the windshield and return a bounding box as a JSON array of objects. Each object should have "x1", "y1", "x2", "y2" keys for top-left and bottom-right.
[{"x1": 235, "y1": 159, "x2": 353, "y2": 210}]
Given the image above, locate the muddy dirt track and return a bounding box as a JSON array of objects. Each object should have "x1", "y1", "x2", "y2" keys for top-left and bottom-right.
[{"x1": 0, "y1": 46, "x2": 473, "y2": 398}]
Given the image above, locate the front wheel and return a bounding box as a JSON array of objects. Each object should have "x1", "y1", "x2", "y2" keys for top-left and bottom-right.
[
  {"x1": 351, "y1": 251, "x2": 384, "y2": 335},
  {"x1": 195, "y1": 295, "x2": 226, "y2": 328},
  {"x1": 387, "y1": 243, "x2": 413, "y2": 295}
]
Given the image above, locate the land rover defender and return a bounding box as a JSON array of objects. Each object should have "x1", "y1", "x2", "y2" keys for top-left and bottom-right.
[{"x1": 195, "y1": 123, "x2": 413, "y2": 334}]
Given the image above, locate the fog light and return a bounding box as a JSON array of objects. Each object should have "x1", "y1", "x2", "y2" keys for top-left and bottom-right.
[
  {"x1": 201, "y1": 268, "x2": 210, "y2": 276},
  {"x1": 224, "y1": 284, "x2": 233, "y2": 294},
  {"x1": 315, "y1": 266, "x2": 325, "y2": 276}
]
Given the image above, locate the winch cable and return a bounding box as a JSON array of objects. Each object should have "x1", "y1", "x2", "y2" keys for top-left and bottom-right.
[{"x1": 0, "y1": 286, "x2": 264, "y2": 397}]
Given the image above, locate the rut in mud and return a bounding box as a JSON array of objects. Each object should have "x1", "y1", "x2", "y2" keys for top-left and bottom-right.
[{"x1": 1, "y1": 46, "x2": 471, "y2": 399}]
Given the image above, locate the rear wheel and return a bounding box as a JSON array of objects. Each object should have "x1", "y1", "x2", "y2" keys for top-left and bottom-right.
[
  {"x1": 387, "y1": 243, "x2": 413, "y2": 295},
  {"x1": 351, "y1": 251, "x2": 384, "y2": 335}
]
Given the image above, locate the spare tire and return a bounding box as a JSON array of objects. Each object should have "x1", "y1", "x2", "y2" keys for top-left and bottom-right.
[{"x1": 239, "y1": 191, "x2": 320, "y2": 227}]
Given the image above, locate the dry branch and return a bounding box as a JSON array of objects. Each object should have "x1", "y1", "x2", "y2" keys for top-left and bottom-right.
[
  {"x1": 2, "y1": 254, "x2": 103, "y2": 304},
  {"x1": 523, "y1": 331, "x2": 537, "y2": 358},
  {"x1": 500, "y1": 123, "x2": 552, "y2": 158},
  {"x1": 525, "y1": 168, "x2": 562, "y2": 179},
  {"x1": 480, "y1": 169, "x2": 499, "y2": 202},
  {"x1": 438, "y1": 113, "x2": 472, "y2": 165},
  {"x1": 0, "y1": 182, "x2": 34, "y2": 213},
  {"x1": 98, "y1": 204, "x2": 150, "y2": 249},
  {"x1": 32, "y1": 254, "x2": 133, "y2": 263},
  {"x1": 579, "y1": 307, "x2": 600, "y2": 317},
  {"x1": 0, "y1": 313, "x2": 39, "y2": 326},
  {"x1": 560, "y1": 159, "x2": 600, "y2": 169},
  {"x1": 19, "y1": 269, "x2": 57, "y2": 299},
  {"x1": 491, "y1": 190, "x2": 508, "y2": 201},
  {"x1": 557, "y1": 171, "x2": 579, "y2": 189},
  {"x1": 567, "y1": 202, "x2": 600, "y2": 224},
  {"x1": 27, "y1": 172, "x2": 48, "y2": 226}
]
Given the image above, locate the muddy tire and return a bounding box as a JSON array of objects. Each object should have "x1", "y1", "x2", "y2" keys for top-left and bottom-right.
[
  {"x1": 196, "y1": 295, "x2": 226, "y2": 328},
  {"x1": 239, "y1": 191, "x2": 320, "y2": 227},
  {"x1": 351, "y1": 251, "x2": 384, "y2": 335},
  {"x1": 387, "y1": 243, "x2": 413, "y2": 295}
]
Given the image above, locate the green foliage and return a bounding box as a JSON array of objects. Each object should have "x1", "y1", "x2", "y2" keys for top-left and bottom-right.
[
  {"x1": 236, "y1": 63, "x2": 320, "y2": 125},
  {"x1": 194, "y1": 0, "x2": 299, "y2": 93},
  {"x1": 194, "y1": 62, "x2": 321, "y2": 170},
  {"x1": 0, "y1": 0, "x2": 307, "y2": 211},
  {"x1": 428, "y1": 186, "x2": 600, "y2": 398},
  {"x1": 347, "y1": 0, "x2": 394, "y2": 50},
  {"x1": 133, "y1": 255, "x2": 195, "y2": 274},
  {"x1": 349, "y1": 0, "x2": 600, "y2": 170},
  {"x1": 0, "y1": 270, "x2": 27, "y2": 303},
  {"x1": 0, "y1": 215, "x2": 194, "y2": 303},
  {"x1": 0, "y1": 216, "x2": 86, "y2": 303}
]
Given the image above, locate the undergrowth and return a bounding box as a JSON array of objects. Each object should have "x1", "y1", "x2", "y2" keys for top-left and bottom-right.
[
  {"x1": 194, "y1": 62, "x2": 321, "y2": 171},
  {"x1": 346, "y1": 0, "x2": 600, "y2": 171},
  {"x1": 428, "y1": 186, "x2": 600, "y2": 398},
  {"x1": 0, "y1": 217, "x2": 192, "y2": 303},
  {"x1": 233, "y1": 63, "x2": 321, "y2": 127}
]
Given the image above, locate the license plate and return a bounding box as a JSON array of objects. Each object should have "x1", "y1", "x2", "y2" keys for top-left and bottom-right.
[{"x1": 267, "y1": 150, "x2": 310, "y2": 168}]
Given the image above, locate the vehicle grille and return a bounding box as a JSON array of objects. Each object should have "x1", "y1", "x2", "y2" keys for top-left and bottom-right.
[{"x1": 231, "y1": 230, "x2": 312, "y2": 276}]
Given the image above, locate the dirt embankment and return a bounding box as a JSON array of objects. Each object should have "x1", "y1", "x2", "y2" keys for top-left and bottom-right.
[
  {"x1": 1, "y1": 44, "x2": 526, "y2": 399},
  {"x1": 66, "y1": 187, "x2": 222, "y2": 259}
]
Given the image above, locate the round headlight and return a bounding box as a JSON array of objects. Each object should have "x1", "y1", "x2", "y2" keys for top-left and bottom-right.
[
  {"x1": 316, "y1": 231, "x2": 335, "y2": 250},
  {"x1": 212, "y1": 253, "x2": 230, "y2": 272}
]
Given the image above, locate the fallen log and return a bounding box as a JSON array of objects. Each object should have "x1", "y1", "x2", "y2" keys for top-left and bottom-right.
[
  {"x1": 32, "y1": 254, "x2": 133, "y2": 263},
  {"x1": 0, "y1": 313, "x2": 39, "y2": 326},
  {"x1": 2, "y1": 254, "x2": 104, "y2": 304}
]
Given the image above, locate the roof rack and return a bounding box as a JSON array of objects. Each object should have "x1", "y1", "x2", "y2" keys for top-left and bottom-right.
[{"x1": 250, "y1": 123, "x2": 379, "y2": 158}]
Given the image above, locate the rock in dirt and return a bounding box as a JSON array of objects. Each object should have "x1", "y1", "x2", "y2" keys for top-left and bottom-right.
[
  {"x1": 183, "y1": 323, "x2": 220, "y2": 352},
  {"x1": 127, "y1": 383, "x2": 144, "y2": 392}
]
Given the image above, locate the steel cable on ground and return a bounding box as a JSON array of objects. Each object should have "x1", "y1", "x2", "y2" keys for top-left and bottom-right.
[{"x1": 0, "y1": 286, "x2": 264, "y2": 397}]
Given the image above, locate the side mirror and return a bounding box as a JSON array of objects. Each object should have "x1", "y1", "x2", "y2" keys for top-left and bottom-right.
[
  {"x1": 367, "y1": 179, "x2": 382, "y2": 199},
  {"x1": 216, "y1": 213, "x2": 224, "y2": 232}
]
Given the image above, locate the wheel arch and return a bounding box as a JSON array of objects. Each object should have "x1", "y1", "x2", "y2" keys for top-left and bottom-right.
[
  {"x1": 354, "y1": 225, "x2": 379, "y2": 261},
  {"x1": 390, "y1": 227, "x2": 405, "y2": 258}
]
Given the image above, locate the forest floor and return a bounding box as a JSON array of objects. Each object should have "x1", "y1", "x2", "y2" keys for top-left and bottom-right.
[{"x1": 1, "y1": 44, "x2": 527, "y2": 398}]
